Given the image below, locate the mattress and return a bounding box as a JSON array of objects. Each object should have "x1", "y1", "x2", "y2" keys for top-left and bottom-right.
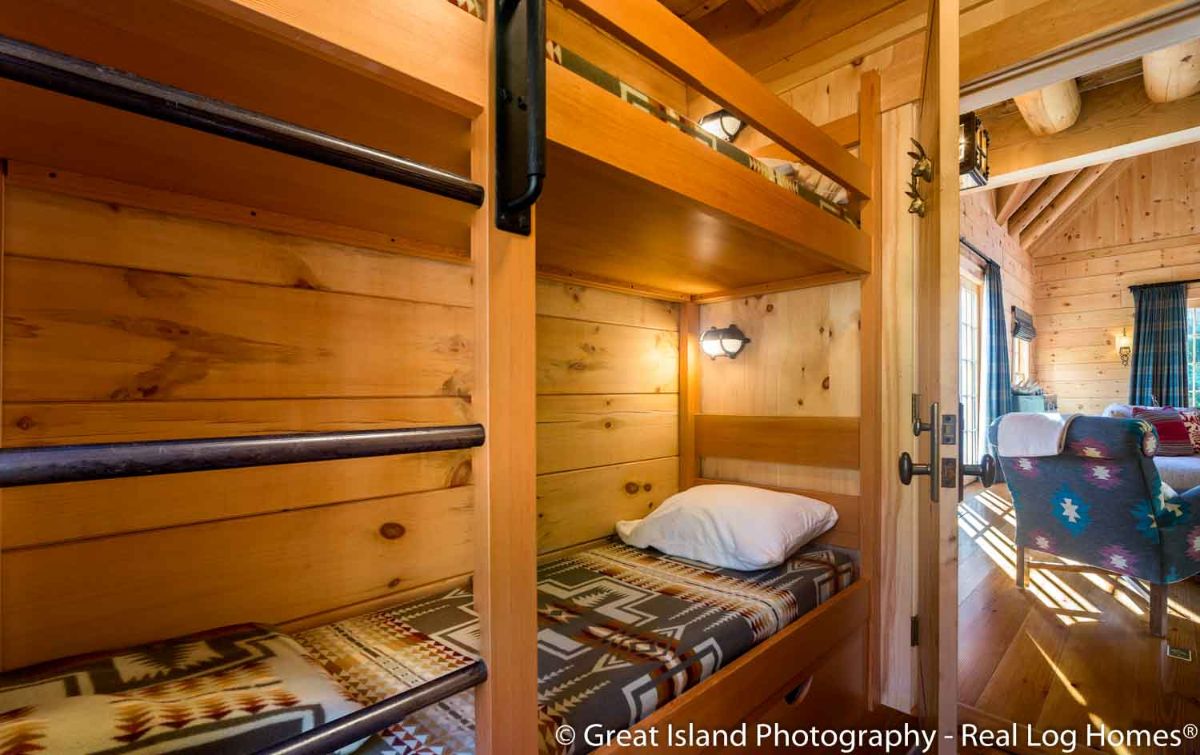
[
  {"x1": 296, "y1": 540, "x2": 857, "y2": 755},
  {"x1": 545, "y1": 41, "x2": 857, "y2": 227}
]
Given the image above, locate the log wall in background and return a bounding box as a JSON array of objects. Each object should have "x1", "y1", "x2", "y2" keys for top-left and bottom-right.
[{"x1": 1032, "y1": 143, "x2": 1200, "y2": 414}]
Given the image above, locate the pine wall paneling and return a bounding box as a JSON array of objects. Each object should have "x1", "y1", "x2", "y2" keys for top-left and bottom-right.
[
  {"x1": 0, "y1": 173, "x2": 480, "y2": 667},
  {"x1": 960, "y1": 190, "x2": 1037, "y2": 347},
  {"x1": 1031, "y1": 143, "x2": 1200, "y2": 413},
  {"x1": 535, "y1": 281, "x2": 680, "y2": 556}
]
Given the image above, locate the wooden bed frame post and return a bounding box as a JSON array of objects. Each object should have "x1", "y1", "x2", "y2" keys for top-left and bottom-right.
[
  {"x1": 679, "y1": 301, "x2": 700, "y2": 489},
  {"x1": 857, "y1": 71, "x2": 883, "y2": 709},
  {"x1": 471, "y1": 21, "x2": 539, "y2": 754}
]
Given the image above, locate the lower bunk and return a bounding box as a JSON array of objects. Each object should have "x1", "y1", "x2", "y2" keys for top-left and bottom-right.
[{"x1": 0, "y1": 539, "x2": 864, "y2": 755}]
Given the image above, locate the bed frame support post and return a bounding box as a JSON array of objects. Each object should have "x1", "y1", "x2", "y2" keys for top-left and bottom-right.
[
  {"x1": 679, "y1": 301, "x2": 700, "y2": 489},
  {"x1": 472, "y1": 16, "x2": 540, "y2": 752},
  {"x1": 857, "y1": 71, "x2": 883, "y2": 710}
]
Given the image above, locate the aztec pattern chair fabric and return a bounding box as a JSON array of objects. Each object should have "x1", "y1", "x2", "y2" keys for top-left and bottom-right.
[
  {"x1": 307, "y1": 539, "x2": 856, "y2": 755},
  {"x1": 1130, "y1": 282, "x2": 1188, "y2": 408},
  {"x1": 0, "y1": 624, "x2": 363, "y2": 754},
  {"x1": 991, "y1": 416, "x2": 1200, "y2": 586}
]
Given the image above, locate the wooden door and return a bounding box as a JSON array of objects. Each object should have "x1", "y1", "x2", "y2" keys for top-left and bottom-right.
[{"x1": 913, "y1": 0, "x2": 960, "y2": 749}]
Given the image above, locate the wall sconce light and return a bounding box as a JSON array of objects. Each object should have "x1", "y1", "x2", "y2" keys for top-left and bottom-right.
[
  {"x1": 698, "y1": 109, "x2": 745, "y2": 142},
  {"x1": 700, "y1": 324, "x2": 751, "y2": 359},
  {"x1": 958, "y1": 111, "x2": 990, "y2": 190},
  {"x1": 1117, "y1": 328, "x2": 1132, "y2": 367}
]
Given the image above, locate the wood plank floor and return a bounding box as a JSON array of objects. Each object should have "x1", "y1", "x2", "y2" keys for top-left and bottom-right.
[{"x1": 958, "y1": 484, "x2": 1200, "y2": 755}]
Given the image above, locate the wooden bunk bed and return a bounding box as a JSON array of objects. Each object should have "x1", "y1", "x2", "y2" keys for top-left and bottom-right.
[{"x1": 0, "y1": 0, "x2": 883, "y2": 753}]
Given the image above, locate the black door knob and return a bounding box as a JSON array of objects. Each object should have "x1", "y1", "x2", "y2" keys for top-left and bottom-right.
[
  {"x1": 962, "y1": 454, "x2": 997, "y2": 488},
  {"x1": 898, "y1": 452, "x2": 932, "y2": 486}
]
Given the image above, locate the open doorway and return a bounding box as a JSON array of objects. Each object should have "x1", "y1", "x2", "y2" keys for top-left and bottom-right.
[{"x1": 958, "y1": 37, "x2": 1200, "y2": 739}]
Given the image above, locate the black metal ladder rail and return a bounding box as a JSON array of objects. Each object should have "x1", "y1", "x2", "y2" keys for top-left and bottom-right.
[
  {"x1": 253, "y1": 660, "x2": 487, "y2": 755},
  {"x1": 0, "y1": 34, "x2": 485, "y2": 206},
  {"x1": 0, "y1": 424, "x2": 485, "y2": 487}
]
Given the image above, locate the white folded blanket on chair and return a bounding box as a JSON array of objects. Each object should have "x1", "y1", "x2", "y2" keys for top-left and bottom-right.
[{"x1": 996, "y1": 412, "x2": 1078, "y2": 457}]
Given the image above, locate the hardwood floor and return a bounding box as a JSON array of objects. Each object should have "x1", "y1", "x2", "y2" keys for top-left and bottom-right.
[{"x1": 958, "y1": 484, "x2": 1200, "y2": 755}]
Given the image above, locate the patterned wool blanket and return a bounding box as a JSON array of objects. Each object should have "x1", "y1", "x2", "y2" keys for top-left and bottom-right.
[{"x1": 298, "y1": 540, "x2": 856, "y2": 755}]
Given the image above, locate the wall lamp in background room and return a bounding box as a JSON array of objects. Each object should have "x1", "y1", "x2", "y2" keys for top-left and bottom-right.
[
  {"x1": 1117, "y1": 328, "x2": 1132, "y2": 367},
  {"x1": 701, "y1": 325, "x2": 751, "y2": 359},
  {"x1": 698, "y1": 109, "x2": 745, "y2": 142}
]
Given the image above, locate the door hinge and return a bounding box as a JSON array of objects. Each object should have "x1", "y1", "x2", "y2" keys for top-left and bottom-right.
[{"x1": 910, "y1": 616, "x2": 919, "y2": 647}]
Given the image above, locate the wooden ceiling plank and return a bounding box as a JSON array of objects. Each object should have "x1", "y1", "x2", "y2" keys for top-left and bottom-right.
[
  {"x1": 680, "y1": 0, "x2": 735, "y2": 23},
  {"x1": 1142, "y1": 38, "x2": 1200, "y2": 103},
  {"x1": 1019, "y1": 161, "x2": 1115, "y2": 248},
  {"x1": 983, "y1": 74, "x2": 1200, "y2": 187},
  {"x1": 1026, "y1": 158, "x2": 1133, "y2": 255},
  {"x1": 995, "y1": 176, "x2": 1046, "y2": 226},
  {"x1": 1008, "y1": 169, "x2": 1081, "y2": 236}
]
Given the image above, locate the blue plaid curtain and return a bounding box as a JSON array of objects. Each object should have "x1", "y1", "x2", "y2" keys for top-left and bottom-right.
[
  {"x1": 1130, "y1": 282, "x2": 1187, "y2": 407},
  {"x1": 984, "y1": 260, "x2": 1013, "y2": 420}
]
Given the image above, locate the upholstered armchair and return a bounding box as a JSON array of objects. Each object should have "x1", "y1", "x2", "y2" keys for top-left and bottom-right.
[{"x1": 989, "y1": 416, "x2": 1200, "y2": 637}]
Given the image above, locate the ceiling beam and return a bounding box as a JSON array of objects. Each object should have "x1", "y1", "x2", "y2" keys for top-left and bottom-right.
[
  {"x1": 1143, "y1": 38, "x2": 1200, "y2": 102},
  {"x1": 1020, "y1": 162, "x2": 1116, "y2": 247},
  {"x1": 1013, "y1": 79, "x2": 1082, "y2": 136},
  {"x1": 982, "y1": 73, "x2": 1200, "y2": 188},
  {"x1": 1008, "y1": 169, "x2": 1081, "y2": 236},
  {"x1": 995, "y1": 177, "x2": 1046, "y2": 226},
  {"x1": 960, "y1": 0, "x2": 1200, "y2": 112}
]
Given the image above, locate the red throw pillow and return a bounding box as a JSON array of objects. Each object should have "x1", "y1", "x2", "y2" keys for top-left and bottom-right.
[
  {"x1": 1133, "y1": 406, "x2": 1195, "y2": 456},
  {"x1": 1180, "y1": 409, "x2": 1200, "y2": 453}
]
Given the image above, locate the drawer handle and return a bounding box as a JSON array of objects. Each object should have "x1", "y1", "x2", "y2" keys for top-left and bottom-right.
[
  {"x1": 379, "y1": 522, "x2": 407, "y2": 540},
  {"x1": 784, "y1": 676, "x2": 814, "y2": 706}
]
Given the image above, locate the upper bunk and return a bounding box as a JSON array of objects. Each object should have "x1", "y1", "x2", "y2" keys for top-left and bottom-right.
[
  {"x1": 0, "y1": 0, "x2": 875, "y2": 298},
  {"x1": 540, "y1": 0, "x2": 873, "y2": 298},
  {"x1": 0, "y1": 0, "x2": 486, "y2": 263}
]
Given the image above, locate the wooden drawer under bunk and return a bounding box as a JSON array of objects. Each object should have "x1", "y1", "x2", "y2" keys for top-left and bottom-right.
[
  {"x1": 598, "y1": 579, "x2": 869, "y2": 755},
  {"x1": 746, "y1": 624, "x2": 867, "y2": 753}
]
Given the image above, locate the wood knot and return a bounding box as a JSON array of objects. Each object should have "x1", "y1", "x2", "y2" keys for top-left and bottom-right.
[
  {"x1": 822, "y1": 377, "x2": 831, "y2": 390},
  {"x1": 643, "y1": 482, "x2": 652, "y2": 492},
  {"x1": 15, "y1": 416, "x2": 34, "y2": 431},
  {"x1": 379, "y1": 522, "x2": 407, "y2": 540},
  {"x1": 624, "y1": 481, "x2": 640, "y2": 495},
  {"x1": 766, "y1": 304, "x2": 774, "y2": 313},
  {"x1": 388, "y1": 578, "x2": 401, "y2": 589},
  {"x1": 604, "y1": 420, "x2": 614, "y2": 429}
]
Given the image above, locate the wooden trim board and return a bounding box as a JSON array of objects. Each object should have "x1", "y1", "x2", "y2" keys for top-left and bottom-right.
[{"x1": 695, "y1": 415, "x2": 860, "y2": 469}]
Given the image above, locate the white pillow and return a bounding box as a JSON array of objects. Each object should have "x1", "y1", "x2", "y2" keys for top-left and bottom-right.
[
  {"x1": 1103, "y1": 403, "x2": 1133, "y2": 418},
  {"x1": 615, "y1": 483, "x2": 838, "y2": 571}
]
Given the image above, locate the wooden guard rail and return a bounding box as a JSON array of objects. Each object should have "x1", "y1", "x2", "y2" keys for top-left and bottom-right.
[{"x1": 563, "y1": 0, "x2": 871, "y2": 200}]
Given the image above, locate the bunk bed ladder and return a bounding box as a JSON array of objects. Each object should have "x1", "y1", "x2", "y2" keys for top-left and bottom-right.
[
  {"x1": 494, "y1": 0, "x2": 546, "y2": 234},
  {"x1": 0, "y1": 425, "x2": 486, "y2": 487},
  {"x1": 0, "y1": 34, "x2": 485, "y2": 205}
]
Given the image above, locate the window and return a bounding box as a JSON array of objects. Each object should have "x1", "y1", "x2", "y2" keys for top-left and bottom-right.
[
  {"x1": 1012, "y1": 336, "x2": 1031, "y2": 385},
  {"x1": 1188, "y1": 307, "x2": 1200, "y2": 407},
  {"x1": 960, "y1": 277, "x2": 984, "y2": 463}
]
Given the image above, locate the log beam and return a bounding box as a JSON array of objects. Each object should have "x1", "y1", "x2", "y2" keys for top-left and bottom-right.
[
  {"x1": 1019, "y1": 161, "x2": 1115, "y2": 247},
  {"x1": 983, "y1": 74, "x2": 1200, "y2": 187},
  {"x1": 1013, "y1": 79, "x2": 1082, "y2": 136},
  {"x1": 995, "y1": 177, "x2": 1046, "y2": 226},
  {"x1": 1143, "y1": 38, "x2": 1200, "y2": 103},
  {"x1": 1008, "y1": 169, "x2": 1080, "y2": 236}
]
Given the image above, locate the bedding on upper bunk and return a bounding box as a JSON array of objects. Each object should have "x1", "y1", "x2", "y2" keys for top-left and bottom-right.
[
  {"x1": 298, "y1": 538, "x2": 856, "y2": 755},
  {"x1": 0, "y1": 624, "x2": 363, "y2": 754},
  {"x1": 545, "y1": 41, "x2": 857, "y2": 228},
  {"x1": 446, "y1": 0, "x2": 484, "y2": 20}
]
